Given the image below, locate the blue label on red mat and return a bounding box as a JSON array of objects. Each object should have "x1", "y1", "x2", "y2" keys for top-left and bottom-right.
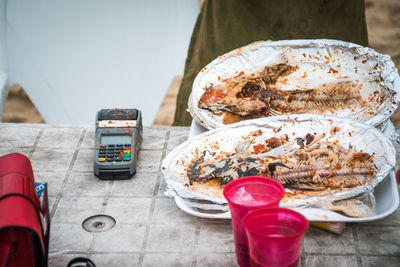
[{"x1": 35, "y1": 182, "x2": 46, "y2": 197}]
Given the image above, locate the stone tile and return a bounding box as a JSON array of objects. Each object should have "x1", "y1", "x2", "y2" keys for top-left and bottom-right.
[
  {"x1": 146, "y1": 224, "x2": 197, "y2": 252},
  {"x1": 93, "y1": 224, "x2": 146, "y2": 252},
  {"x1": 63, "y1": 172, "x2": 109, "y2": 196},
  {"x1": 137, "y1": 150, "x2": 163, "y2": 173},
  {"x1": 0, "y1": 148, "x2": 30, "y2": 157},
  {"x1": 167, "y1": 127, "x2": 190, "y2": 150},
  {"x1": 304, "y1": 227, "x2": 355, "y2": 254},
  {"x1": 109, "y1": 172, "x2": 158, "y2": 197},
  {"x1": 53, "y1": 197, "x2": 104, "y2": 224},
  {"x1": 81, "y1": 127, "x2": 95, "y2": 149},
  {"x1": 48, "y1": 253, "x2": 88, "y2": 267},
  {"x1": 157, "y1": 177, "x2": 168, "y2": 197},
  {"x1": 362, "y1": 256, "x2": 400, "y2": 267},
  {"x1": 142, "y1": 253, "x2": 193, "y2": 267},
  {"x1": 303, "y1": 255, "x2": 358, "y2": 267},
  {"x1": 195, "y1": 253, "x2": 237, "y2": 267},
  {"x1": 49, "y1": 223, "x2": 93, "y2": 253},
  {"x1": 31, "y1": 148, "x2": 75, "y2": 171},
  {"x1": 73, "y1": 149, "x2": 95, "y2": 172},
  {"x1": 152, "y1": 197, "x2": 199, "y2": 225},
  {"x1": 48, "y1": 196, "x2": 56, "y2": 212},
  {"x1": 37, "y1": 127, "x2": 82, "y2": 148},
  {"x1": 197, "y1": 217, "x2": 232, "y2": 225},
  {"x1": 141, "y1": 127, "x2": 167, "y2": 150},
  {"x1": 197, "y1": 224, "x2": 234, "y2": 253},
  {"x1": 0, "y1": 125, "x2": 41, "y2": 147},
  {"x1": 90, "y1": 253, "x2": 140, "y2": 267},
  {"x1": 35, "y1": 170, "x2": 66, "y2": 196},
  {"x1": 105, "y1": 197, "x2": 152, "y2": 224},
  {"x1": 357, "y1": 226, "x2": 400, "y2": 255}
]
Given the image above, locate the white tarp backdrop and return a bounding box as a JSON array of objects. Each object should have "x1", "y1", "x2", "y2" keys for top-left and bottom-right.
[
  {"x1": 0, "y1": 0, "x2": 8, "y2": 119},
  {"x1": 5, "y1": 0, "x2": 199, "y2": 125}
]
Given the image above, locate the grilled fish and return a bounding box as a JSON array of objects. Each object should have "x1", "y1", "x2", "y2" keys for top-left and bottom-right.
[
  {"x1": 198, "y1": 63, "x2": 367, "y2": 119},
  {"x1": 186, "y1": 133, "x2": 377, "y2": 191},
  {"x1": 187, "y1": 150, "x2": 267, "y2": 186}
]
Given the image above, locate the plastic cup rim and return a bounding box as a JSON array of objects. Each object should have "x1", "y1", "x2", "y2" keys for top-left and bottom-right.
[
  {"x1": 242, "y1": 207, "x2": 309, "y2": 239},
  {"x1": 223, "y1": 176, "x2": 285, "y2": 209}
]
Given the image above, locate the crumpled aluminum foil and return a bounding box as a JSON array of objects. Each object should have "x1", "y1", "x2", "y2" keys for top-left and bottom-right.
[
  {"x1": 189, "y1": 39, "x2": 400, "y2": 130},
  {"x1": 161, "y1": 114, "x2": 396, "y2": 207},
  {"x1": 380, "y1": 119, "x2": 400, "y2": 142}
]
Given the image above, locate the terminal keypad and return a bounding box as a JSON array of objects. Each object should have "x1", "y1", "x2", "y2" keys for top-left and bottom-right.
[{"x1": 98, "y1": 144, "x2": 131, "y2": 162}]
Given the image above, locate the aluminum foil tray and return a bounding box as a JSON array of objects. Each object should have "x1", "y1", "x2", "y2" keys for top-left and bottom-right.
[
  {"x1": 161, "y1": 114, "x2": 396, "y2": 208},
  {"x1": 171, "y1": 120, "x2": 400, "y2": 222},
  {"x1": 189, "y1": 39, "x2": 400, "y2": 130}
]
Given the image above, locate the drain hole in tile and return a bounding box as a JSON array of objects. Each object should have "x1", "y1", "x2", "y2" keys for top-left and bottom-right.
[{"x1": 82, "y1": 215, "x2": 116, "y2": 233}]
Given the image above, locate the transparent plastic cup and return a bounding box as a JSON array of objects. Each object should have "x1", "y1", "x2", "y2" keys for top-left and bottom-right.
[
  {"x1": 242, "y1": 207, "x2": 309, "y2": 267},
  {"x1": 223, "y1": 176, "x2": 285, "y2": 267}
]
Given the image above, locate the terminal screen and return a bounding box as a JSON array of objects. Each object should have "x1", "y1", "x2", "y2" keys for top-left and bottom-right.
[{"x1": 101, "y1": 134, "x2": 131, "y2": 145}]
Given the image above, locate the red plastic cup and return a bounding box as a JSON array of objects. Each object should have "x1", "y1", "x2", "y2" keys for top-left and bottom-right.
[
  {"x1": 223, "y1": 176, "x2": 285, "y2": 267},
  {"x1": 242, "y1": 208, "x2": 309, "y2": 267}
]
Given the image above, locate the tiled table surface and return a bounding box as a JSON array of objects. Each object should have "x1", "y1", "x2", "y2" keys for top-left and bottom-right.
[{"x1": 1, "y1": 122, "x2": 400, "y2": 267}]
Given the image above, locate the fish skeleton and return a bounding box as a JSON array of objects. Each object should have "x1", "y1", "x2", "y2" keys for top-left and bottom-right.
[
  {"x1": 198, "y1": 63, "x2": 369, "y2": 119},
  {"x1": 186, "y1": 134, "x2": 377, "y2": 191}
]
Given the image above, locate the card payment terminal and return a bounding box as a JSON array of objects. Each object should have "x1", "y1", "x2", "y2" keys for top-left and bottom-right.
[{"x1": 93, "y1": 109, "x2": 142, "y2": 180}]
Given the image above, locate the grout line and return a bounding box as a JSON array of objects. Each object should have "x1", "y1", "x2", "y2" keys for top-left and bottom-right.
[
  {"x1": 88, "y1": 234, "x2": 97, "y2": 258},
  {"x1": 89, "y1": 174, "x2": 114, "y2": 254},
  {"x1": 300, "y1": 241, "x2": 305, "y2": 267},
  {"x1": 300, "y1": 254, "x2": 305, "y2": 267},
  {"x1": 138, "y1": 129, "x2": 170, "y2": 266},
  {"x1": 152, "y1": 129, "x2": 170, "y2": 198},
  {"x1": 49, "y1": 193, "x2": 63, "y2": 219},
  {"x1": 191, "y1": 225, "x2": 201, "y2": 267},
  {"x1": 100, "y1": 180, "x2": 114, "y2": 214},
  {"x1": 88, "y1": 221, "x2": 224, "y2": 226},
  {"x1": 58, "y1": 195, "x2": 156, "y2": 199},
  {"x1": 352, "y1": 224, "x2": 363, "y2": 267},
  {"x1": 301, "y1": 252, "x2": 369, "y2": 256},
  {"x1": 72, "y1": 128, "x2": 101, "y2": 254},
  {"x1": 88, "y1": 252, "x2": 142, "y2": 255},
  {"x1": 49, "y1": 128, "x2": 85, "y2": 220},
  {"x1": 48, "y1": 252, "x2": 89, "y2": 255},
  {"x1": 152, "y1": 173, "x2": 162, "y2": 197},
  {"x1": 84, "y1": 251, "x2": 235, "y2": 255},
  {"x1": 28, "y1": 128, "x2": 44, "y2": 157},
  {"x1": 152, "y1": 130, "x2": 170, "y2": 197},
  {"x1": 245, "y1": 251, "x2": 400, "y2": 257},
  {"x1": 138, "y1": 196, "x2": 157, "y2": 266}
]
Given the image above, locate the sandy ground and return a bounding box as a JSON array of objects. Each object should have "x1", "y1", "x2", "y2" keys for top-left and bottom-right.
[
  {"x1": 2, "y1": 85, "x2": 45, "y2": 123},
  {"x1": 2, "y1": 0, "x2": 400, "y2": 127}
]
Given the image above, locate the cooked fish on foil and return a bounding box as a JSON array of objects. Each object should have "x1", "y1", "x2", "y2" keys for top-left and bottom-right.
[
  {"x1": 198, "y1": 63, "x2": 371, "y2": 121},
  {"x1": 187, "y1": 132, "x2": 377, "y2": 192},
  {"x1": 161, "y1": 115, "x2": 395, "y2": 207},
  {"x1": 190, "y1": 40, "x2": 400, "y2": 129}
]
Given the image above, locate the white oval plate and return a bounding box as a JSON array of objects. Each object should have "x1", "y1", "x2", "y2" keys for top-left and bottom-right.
[{"x1": 174, "y1": 171, "x2": 399, "y2": 222}]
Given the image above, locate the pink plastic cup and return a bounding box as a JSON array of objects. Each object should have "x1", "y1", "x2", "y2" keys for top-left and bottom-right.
[
  {"x1": 242, "y1": 208, "x2": 309, "y2": 267},
  {"x1": 223, "y1": 176, "x2": 285, "y2": 267}
]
